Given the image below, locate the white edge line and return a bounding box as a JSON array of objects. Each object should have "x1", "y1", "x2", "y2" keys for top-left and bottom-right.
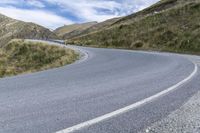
[{"x1": 56, "y1": 63, "x2": 198, "y2": 133}]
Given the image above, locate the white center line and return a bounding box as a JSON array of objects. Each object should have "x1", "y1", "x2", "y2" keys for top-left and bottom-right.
[{"x1": 56, "y1": 63, "x2": 198, "y2": 133}]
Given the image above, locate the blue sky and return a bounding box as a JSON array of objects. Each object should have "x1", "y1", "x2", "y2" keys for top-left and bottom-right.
[{"x1": 0, "y1": 0, "x2": 159, "y2": 30}]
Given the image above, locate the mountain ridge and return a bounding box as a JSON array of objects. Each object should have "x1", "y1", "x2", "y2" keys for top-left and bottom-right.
[{"x1": 0, "y1": 13, "x2": 58, "y2": 47}]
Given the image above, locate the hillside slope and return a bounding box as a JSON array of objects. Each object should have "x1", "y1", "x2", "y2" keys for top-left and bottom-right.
[
  {"x1": 73, "y1": 17, "x2": 121, "y2": 38},
  {"x1": 0, "y1": 13, "x2": 58, "y2": 47},
  {"x1": 0, "y1": 39, "x2": 78, "y2": 77},
  {"x1": 54, "y1": 17, "x2": 121, "y2": 40},
  {"x1": 69, "y1": 0, "x2": 200, "y2": 54},
  {"x1": 54, "y1": 22, "x2": 97, "y2": 39}
]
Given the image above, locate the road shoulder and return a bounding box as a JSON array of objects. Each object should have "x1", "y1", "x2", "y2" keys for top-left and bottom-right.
[{"x1": 143, "y1": 89, "x2": 200, "y2": 133}]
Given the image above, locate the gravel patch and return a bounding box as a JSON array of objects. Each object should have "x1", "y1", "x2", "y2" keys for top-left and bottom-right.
[{"x1": 142, "y1": 91, "x2": 200, "y2": 133}]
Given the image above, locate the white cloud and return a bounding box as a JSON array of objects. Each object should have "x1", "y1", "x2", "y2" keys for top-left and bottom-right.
[
  {"x1": 44, "y1": 0, "x2": 159, "y2": 22},
  {"x1": 26, "y1": 0, "x2": 45, "y2": 8},
  {"x1": 0, "y1": 0, "x2": 45, "y2": 8},
  {"x1": 45, "y1": 0, "x2": 122, "y2": 22},
  {"x1": 0, "y1": 6, "x2": 73, "y2": 30},
  {"x1": 0, "y1": 0, "x2": 160, "y2": 29},
  {"x1": 0, "y1": 0, "x2": 18, "y2": 5},
  {"x1": 120, "y1": 0, "x2": 160, "y2": 14}
]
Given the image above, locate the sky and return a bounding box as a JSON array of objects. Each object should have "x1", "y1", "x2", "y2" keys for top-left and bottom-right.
[{"x1": 0, "y1": 0, "x2": 159, "y2": 30}]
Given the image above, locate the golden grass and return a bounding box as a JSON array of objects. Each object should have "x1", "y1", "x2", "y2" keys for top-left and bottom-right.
[{"x1": 0, "y1": 39, "x2": 79, "y2": 78}]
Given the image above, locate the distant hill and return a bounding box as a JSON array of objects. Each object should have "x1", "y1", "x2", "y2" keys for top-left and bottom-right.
[
  {"x1": 69, "y1": 0, "x2": 200, "y2": 54},
  {"x1": 68, "y1": 17, "x2": 122, "y2": 39},
  {"x1": 0, "y1": 13, "x2": 58, "y2": 47},
  {"x1": 54, "y1": 22, "x2": 97, "y2": 39},
  {"x1": 54, "y1": 17, "x2": 122, "y2": 39}
]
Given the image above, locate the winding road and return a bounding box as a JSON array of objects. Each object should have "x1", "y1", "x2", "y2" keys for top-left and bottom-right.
[{"x1": 0, "y1": 41, "x2": 200, "y2": 133}]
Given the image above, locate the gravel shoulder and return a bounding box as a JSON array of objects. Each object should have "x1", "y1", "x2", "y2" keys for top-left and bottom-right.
[{"x1": 143, "y1": 89, "x2": 200, "y2": 133}]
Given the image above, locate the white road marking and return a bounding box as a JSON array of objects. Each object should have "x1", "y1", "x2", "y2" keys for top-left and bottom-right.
[{"x1": 56, "y1": 63, "x2": 198, "y2": 133}]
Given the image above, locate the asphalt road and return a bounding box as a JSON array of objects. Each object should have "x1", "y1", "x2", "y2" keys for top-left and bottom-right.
[{"x1": 0, "y1": 41, "x2": 199, "y2": 133}]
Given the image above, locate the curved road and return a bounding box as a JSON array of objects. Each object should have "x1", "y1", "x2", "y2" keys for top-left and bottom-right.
[{"x1": 0, "y1": 41, "x2": 200, "y2": 133}]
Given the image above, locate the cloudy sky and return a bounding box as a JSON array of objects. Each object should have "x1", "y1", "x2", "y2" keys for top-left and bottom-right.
[{"x1": 0, "y1": 0, "x2": 159, "y2": 30}]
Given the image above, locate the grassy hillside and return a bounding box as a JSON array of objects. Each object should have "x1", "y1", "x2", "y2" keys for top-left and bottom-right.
[
  {"x1": 54, "y1": 22, "x2": 97, "y2": 39},
  {"x1": 74, "y1": 17, "x2": 122, "y2": 37},
  {"x1": 0, "y1": 39, "x2": 79, "y2": 77},
  {"x1": 0, "y1": 13, "x2": 58, "y2": 47},
  {"x1": 54, "y1": 17, "x2": 121, "y2": 40},
  {"x1": 68, "y1": 0, "x2": 200, "y2": 54}
]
